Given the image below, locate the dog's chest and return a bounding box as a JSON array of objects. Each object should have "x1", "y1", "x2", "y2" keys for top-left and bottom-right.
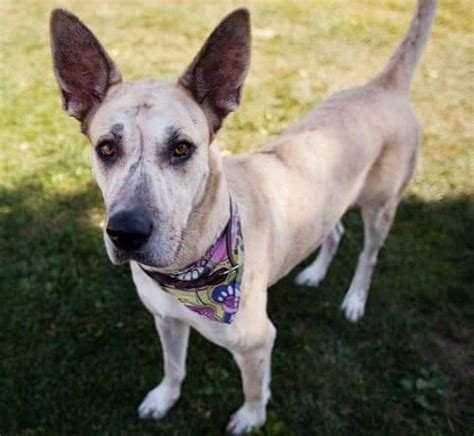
[
  {"x1": 130, "y1": 262, "x2": 238, "y2": 347},
  {"x1": 130, "y1": 262, "x2": 191, "y2": 321}
]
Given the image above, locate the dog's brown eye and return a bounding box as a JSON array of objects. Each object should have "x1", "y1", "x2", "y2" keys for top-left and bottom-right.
[
  {"x1": 173, "y1": 142, "x2": 191, "y2": 158},
  {"x1": 97, "y1": 141, "x2": 116, "y2": 159}
]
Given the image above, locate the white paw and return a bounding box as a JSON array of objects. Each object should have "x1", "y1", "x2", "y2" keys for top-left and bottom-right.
[
  {"x1": 226, "y1": 402, "x2": 266, "y2": 434},
  {"x1": 341, "y1": 291, "x2": 367, "y2": 322},
  {"x1": 138, "y1": 383, "x2": 180, "y2": 420},
  {"x1": 295, "y1": 265, "x2": 326, "y2": 287}
]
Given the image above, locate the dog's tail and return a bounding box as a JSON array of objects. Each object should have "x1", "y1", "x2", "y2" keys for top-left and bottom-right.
[{"x1": 374, "y1": 0, "x2": 436, "y2": 93}]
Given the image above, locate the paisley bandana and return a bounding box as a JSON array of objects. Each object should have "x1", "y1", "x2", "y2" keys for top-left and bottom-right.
[{"x1": 140, "y1": 200, "x2": 244, "y2": 324}]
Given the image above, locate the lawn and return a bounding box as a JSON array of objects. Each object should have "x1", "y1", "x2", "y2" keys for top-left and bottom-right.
[{"x1": 1, "y1": 0, "x2": 473, "y2": 434}]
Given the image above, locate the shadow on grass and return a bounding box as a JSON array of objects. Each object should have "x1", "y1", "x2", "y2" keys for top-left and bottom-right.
[{"x1": 0, "y1": 182, "x2": 472, "y2": 435}]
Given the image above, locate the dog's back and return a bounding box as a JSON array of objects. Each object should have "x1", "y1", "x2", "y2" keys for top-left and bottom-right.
[
  {"x1": 225, "y1": 1, "x2": 436, "y2": 313},
  {"x1": 278, "y1": 0, "x2": 436, "y2": 176}
]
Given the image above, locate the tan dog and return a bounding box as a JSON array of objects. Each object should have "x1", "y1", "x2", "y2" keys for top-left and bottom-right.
[{"x1": 50, "y1": 1, "x2": 436, "y2": 433}]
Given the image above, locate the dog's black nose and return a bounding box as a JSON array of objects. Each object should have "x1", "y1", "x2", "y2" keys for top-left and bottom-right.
[{"x1": 106, "y1": 208, "x2": 153, "y2": 251}]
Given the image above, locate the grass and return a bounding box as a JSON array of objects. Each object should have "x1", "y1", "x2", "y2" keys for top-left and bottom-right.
[{"x1": 1, "y1": 0, "x2": 473, "y2": 434}]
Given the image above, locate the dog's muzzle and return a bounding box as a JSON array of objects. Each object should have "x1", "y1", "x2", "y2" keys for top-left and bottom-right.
[{"x1": 106, "y1": 208, "x2": 153, "y2": 251}]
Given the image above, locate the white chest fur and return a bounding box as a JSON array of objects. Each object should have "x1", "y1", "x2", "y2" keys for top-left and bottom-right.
[
  {"x1": 130, "y1": 262, "x2": 193, "y2": 321},
  {"x1": 130, "y1": 262, "x2": 235, "y2": 348}
]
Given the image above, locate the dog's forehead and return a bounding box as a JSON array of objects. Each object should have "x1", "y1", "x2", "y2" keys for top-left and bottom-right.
[{"x1": 89, "y1": 79, "x2": 208, "y2": 144}]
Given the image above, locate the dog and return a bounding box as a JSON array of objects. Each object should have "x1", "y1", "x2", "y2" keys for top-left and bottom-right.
[{"x1": 50, "y1": 1, "x2": 436, "y2": 433}]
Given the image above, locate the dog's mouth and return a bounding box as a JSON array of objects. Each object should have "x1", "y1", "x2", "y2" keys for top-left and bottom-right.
[
  {"x1": 105, "y1": 231, "x2": 184, "y2": 270},
  {"x1": 110, "y1": 248, "x2": 151, "y2": 265},
  {"x1": 109, "y1": 246, "x2": 176, "y2": 268}
]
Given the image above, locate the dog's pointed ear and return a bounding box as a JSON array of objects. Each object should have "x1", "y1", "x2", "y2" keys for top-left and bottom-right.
[
  {"x1": 50, "y1": 9, "x2": 122, "y2": 123},
  {"x1": 179, "y1": 8, "x2": 251, "y2": 134}
]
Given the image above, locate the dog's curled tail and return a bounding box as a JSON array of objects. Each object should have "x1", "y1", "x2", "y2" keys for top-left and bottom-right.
[{"x1": 375, "y1": 0, "x2": 436, "y2": 93}]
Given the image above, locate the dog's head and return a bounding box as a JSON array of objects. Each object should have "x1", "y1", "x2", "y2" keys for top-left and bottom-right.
[{"x1": 50, "y1": 9, "x2": 251, "y2": 268}]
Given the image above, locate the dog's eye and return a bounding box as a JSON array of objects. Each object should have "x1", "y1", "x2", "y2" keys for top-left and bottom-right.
[
  {"x1": 170, "y1": 141, "x2": 195, "y2": 164},
  {"x1": 96, "y1": 141, "x2": 116, "y2": 160},
  {"x1": 172, "y1": 142, "x2": 192, "y2": 158}
]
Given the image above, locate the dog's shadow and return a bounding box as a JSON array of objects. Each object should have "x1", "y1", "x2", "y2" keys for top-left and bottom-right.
[{"x1": 1, "y1": 182, "x2": 472, "y2": 434}]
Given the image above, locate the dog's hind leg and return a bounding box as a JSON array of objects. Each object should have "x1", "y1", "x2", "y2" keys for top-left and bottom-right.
[
  {"x1": 341, "y1": 200, "x2": 398, "y2": 322},
  {"x1": 138, "y1": 317, "x2": 190, "y2": 420},
  {"x1": 295, "y1": 221, "x2": 344, "y2": 287}
]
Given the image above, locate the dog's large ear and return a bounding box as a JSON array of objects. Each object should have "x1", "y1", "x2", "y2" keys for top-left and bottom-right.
[
  {"x1": 50, "y1": 9, "x2": 122, "y2": 124},
  {"x1": 179, "y1": 8, "x2": 251, "y2": 134}
]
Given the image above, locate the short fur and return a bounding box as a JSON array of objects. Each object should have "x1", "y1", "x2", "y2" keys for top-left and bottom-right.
[{"x1": 50, "y1": 1, "x2": 436, "y2": 433}]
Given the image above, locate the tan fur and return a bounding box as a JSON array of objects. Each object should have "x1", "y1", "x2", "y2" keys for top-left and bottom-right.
[{"x1": 50, "y1": 1, "x2": 436, "y2": 433}]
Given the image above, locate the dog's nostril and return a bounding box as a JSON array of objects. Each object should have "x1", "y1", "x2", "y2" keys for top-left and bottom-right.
[{"x1": 106, "y1": 209, "x2": 153, "y2": 251}]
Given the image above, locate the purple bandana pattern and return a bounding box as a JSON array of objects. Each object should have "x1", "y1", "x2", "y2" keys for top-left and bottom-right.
[{"x1": 141, "y1": 201, "x2": 244, "y2": 324}]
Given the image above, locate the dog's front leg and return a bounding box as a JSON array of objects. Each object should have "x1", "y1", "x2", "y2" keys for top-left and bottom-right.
[
  {"x1": 227, "y1": 319, "x2": 276, "y2": 434},
  {"x1": 138, "y1": 316, "x2": 190, "y2": 420}
]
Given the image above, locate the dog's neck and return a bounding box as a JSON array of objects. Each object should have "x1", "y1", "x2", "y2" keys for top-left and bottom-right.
[{"x1": 161, "y1": 141, "x2": 230, "y2": 273}]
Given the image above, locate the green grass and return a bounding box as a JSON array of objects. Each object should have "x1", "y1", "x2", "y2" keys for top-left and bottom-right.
[{"x1": 1, "y1": 0, "x2": 473, "y2": 434}]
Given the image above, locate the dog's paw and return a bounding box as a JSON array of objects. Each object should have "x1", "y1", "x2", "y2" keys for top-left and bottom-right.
[
  {"x1": 226, "y1": 403, "x2": 266, "y2": 435},
  {"x1": 294, "y1": 265, "x2": 326, "y2": 287},
  {"x1": 341, "y1": 291, "x2": 367, "y2": 322},
  {"x1": 138, "y1": 383, "x2": 180, "y2": 420}
]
